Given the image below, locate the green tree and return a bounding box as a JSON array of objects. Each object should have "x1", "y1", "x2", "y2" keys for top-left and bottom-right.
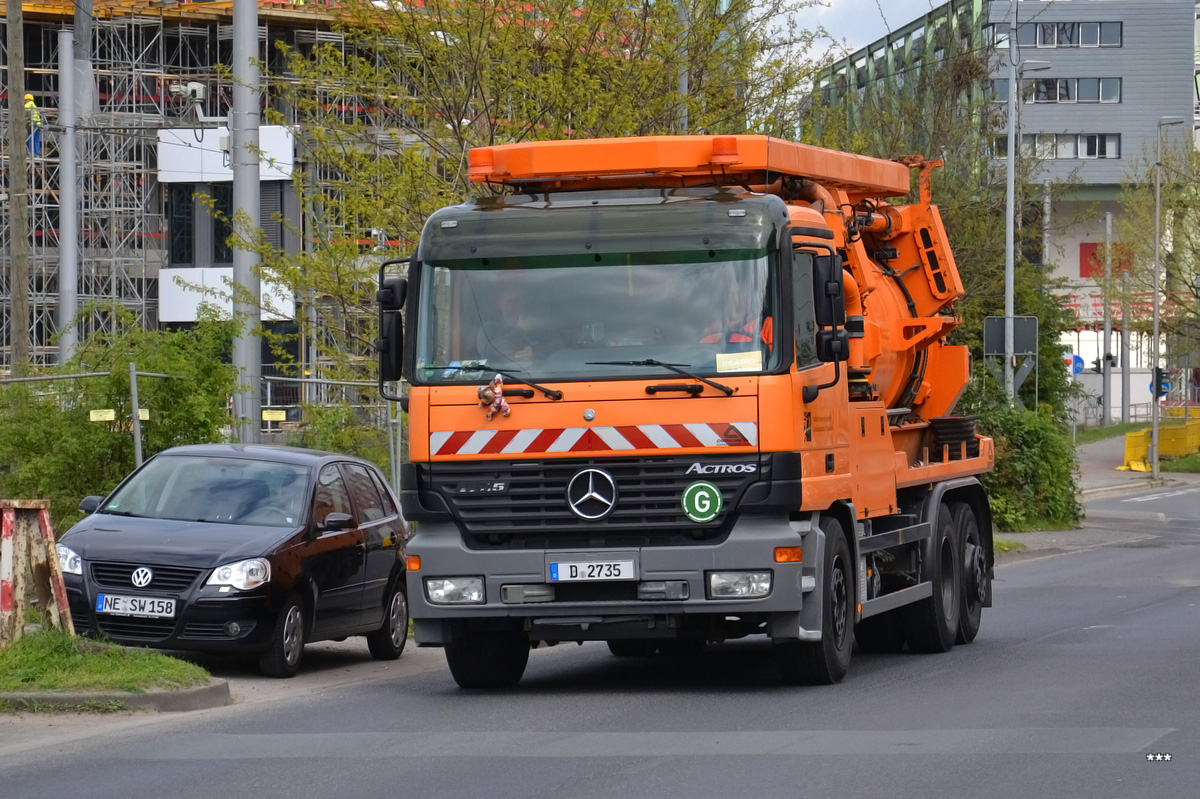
[
  {"x1": 235, "y1": 0, "x2": 826, "y2": 384},
  {"x1": 0, "y1": 308, "x2": 237, "y2": 532}
]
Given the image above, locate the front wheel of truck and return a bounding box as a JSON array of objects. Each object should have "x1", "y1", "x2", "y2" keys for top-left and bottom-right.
[
  {"x1": 775, "y1": 517, "x2": 853, "y2": 685},
  {"x1": 445, "y1": 630, "x2": 530, "y2": 689}
]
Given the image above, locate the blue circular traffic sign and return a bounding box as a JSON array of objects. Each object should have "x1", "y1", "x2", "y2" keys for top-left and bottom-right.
[{"x1": 1071, "y1": 355, "x2": 1085, "y2": 376}]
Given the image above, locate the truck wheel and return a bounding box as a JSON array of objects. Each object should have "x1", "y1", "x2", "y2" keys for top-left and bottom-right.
[
  {"x1": 953, "y1": 502, "x2": 985, "y2": 645},
  {"x1": 607, "y1": 640, "x2": 656, "y2": 657},
  {"x1": 445, "y1": 630, "x2": 530, "y2": 689},
  {"x1": 902, "y1": 502, "x2": 960, "y2": 653},
  {"x1": 855, "y1": 610, "x2": 906, "y2": 654},
  {"x1": 776, "y1": 517, "x2": 853, "y2": 685},
  {"x1": 366, "y1": 579, "x2": 408, "y2": 661},
  {"x1": 658, "y1": 639, "x2": 705, "y2": 657}
]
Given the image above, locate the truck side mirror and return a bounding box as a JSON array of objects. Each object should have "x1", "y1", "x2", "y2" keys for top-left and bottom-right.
[
  {"x1": 377, "y1": 276, "x2": 407, "y2": 311},
  {"x1": 812, "y1": 254, "x2": 846, "y2": 327},
  {"x1": 376, "y1": 261, "x2": 411, "y2": 403},
  {"x1": 816, "y1": 328, "x2": 850, "y2": 363}
]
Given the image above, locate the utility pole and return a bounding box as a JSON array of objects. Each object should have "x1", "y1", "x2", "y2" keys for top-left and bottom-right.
[
  {"x1": 231, "y1": 0, "x2": 262, "y2": 443},
  {"x1": 5, "y1": 0, "x2": 32, "y2": 373},
  {"x1": 1101, "y1": 212, "x2": 1112, "y2": 426}
]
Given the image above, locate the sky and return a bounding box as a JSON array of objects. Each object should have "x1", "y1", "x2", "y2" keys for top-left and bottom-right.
[{"x1": 805, "y1": 0, "x2": 951, "y2": 53}]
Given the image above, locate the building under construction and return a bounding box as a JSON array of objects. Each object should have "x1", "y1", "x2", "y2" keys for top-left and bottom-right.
[{"x1": 0, "y1": 0, "x2": 371, "y2": 374}]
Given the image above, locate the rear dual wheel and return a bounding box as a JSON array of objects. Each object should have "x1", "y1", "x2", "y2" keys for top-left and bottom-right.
[
  {"x1": 902, "y1": 503, "x2": 960, "y2": 654},
  {"x1": 953, "y1": 502, "x2": 986, "y2": 645}
]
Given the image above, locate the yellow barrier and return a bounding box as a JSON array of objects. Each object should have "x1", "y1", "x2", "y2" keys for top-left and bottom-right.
[{"x1": 1120, "y1": 419, "x2": 1200, "y2": 471}]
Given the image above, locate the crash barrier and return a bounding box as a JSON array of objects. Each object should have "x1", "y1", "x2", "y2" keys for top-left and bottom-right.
[
  {"x1": 1120, "y1": 418, "x2": 1200, "y2": 472},
  {"x1": 0, "y1": 500, "x2": 73, "y2": 647}
]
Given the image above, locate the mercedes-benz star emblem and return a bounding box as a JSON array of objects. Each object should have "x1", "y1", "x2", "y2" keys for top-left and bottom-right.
[
  {"x1": 566, "y1": 469, "x2": 618, "y2": 520},
  {"x1": 131, "y1": 567, "x2": 154, "y2": 588}
]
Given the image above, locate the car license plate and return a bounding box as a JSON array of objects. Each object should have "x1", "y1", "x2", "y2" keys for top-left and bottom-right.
[
  {"x1": 95, "y1": 594, "x2": 176, "y2": 618},
  {"x1": 549, "y1": 561, "x2": 635, "y2": 582}
]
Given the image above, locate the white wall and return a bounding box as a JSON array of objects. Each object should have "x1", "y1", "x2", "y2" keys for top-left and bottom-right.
[{"x1": 158, "y1": 267, "x2": 294, "y2": 322}]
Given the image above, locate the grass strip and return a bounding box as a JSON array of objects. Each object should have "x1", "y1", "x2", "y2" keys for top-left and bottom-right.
[{"x1": 0, "y1": 629, "x2": 209, "y2": 694}]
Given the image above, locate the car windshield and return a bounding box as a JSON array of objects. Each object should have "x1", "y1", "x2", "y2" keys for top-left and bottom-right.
[
  {"x1": 413, "y1": 250, "x2": 780, "y2": 383},
  {"x1": 101, "y1": 455, "x2": 311, "y2": 527}
]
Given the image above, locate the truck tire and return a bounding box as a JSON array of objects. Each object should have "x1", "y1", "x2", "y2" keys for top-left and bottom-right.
[
  {"x1": 445, "y1": 630, "x2": 530, "y2": 689},
  {"x1": 902, "y1": 502, "x2": 960, "y2": 653},
  {"x1": 776, "y1": 517, "x2": 853, "y2": 685},
  {"x1": 953, "y1": 502, "x2": 985, "y2": 645},
  {"x1": 854, "y1": 610, "x2": 906, "y2": 654}
]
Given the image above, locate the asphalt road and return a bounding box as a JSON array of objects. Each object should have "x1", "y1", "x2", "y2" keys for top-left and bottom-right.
[{"x1": 2, "y1": 487, "x2": 1197, "y2": 799}]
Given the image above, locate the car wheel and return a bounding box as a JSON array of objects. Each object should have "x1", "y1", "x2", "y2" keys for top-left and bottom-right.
[
  {"x1": 259, "y1": 595, "x2": 306, "y2": 678},
  {"x1": 445, "y1": 630, "x2": 530, "y2": 689},
  {"x1": 367, "y1": 580, "x2": 409, "y2": 661}
]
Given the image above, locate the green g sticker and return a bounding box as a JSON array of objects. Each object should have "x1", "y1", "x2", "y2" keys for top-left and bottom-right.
[{"x1": 682, "y1": 481, "x2": 722, "y2": 523}]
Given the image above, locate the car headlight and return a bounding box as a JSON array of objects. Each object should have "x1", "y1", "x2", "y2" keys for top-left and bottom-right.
[
  {"x1": 56, "y1": 544, "x2": 82, "y2": 576},
  {"x1": 207, "y1": 558, "x2": 271, "y2": 591},
  {"x1": 425, "y1": 577, "x2": 485, "y2": 605}
]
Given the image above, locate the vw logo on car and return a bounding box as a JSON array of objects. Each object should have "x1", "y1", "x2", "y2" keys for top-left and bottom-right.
[
  {"x1": 566, "y1": 468, "x2": 618, "y2": 520},
  {"x1": 130, "y1": 567, "x2": 154, "y2": 588}
]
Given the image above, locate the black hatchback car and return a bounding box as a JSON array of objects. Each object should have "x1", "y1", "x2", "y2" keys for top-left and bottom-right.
[{"x1": 56, "y1": 444, "x2": 409, "y2": 677}]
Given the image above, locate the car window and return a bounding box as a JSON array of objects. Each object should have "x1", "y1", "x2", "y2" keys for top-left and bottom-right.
[
  {"x1": 313, "y1": 464, "x2": 353, "y2": 527},
  {"x1": 343, "y1": 463, "x2": 386, "y2": 523},
  {"x1": 368, "y1": 468, "x2": 399, "y2": 519},
  {"x1": 102, "y1": 455, "x2": 309, "y2": 527}
]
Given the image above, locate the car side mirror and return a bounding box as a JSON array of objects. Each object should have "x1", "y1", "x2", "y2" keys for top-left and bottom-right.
[
  {"x1": 79, "y1": 495, "x2": 103, "y2": 514},
  {"x1": 320, "y1": 512, "x2": 356, "y2": 532}
]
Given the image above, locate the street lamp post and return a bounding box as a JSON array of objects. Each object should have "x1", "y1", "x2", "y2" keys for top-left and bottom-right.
[
  {"x1": 1003, "y1": 36, "x2": 1050, "y2": 401},
  {"x1": 1152, "y1": 116, "x2": 1185, "y2": 479}
]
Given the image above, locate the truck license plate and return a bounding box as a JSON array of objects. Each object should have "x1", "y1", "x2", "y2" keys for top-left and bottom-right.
[
  {"x1": 549, "y1": 561, "x2": 635, "y2": 582},
  {"x1": 96, "y1": 594, "x2": 176, "y2": 618}
]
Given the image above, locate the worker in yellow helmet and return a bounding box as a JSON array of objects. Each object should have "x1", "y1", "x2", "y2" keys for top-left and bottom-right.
[{"x1": 24, "y1": 93, "x2": 42, "y2": 155}]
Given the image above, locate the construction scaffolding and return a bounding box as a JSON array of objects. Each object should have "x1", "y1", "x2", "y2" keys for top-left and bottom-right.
[{"x1": 1, "y1": 2, "x2": 337, "y2": 371}]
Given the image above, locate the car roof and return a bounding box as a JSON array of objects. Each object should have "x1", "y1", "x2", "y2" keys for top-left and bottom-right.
[{"x1": 155, "y1": 443, "x2": 377, "y2": 470}]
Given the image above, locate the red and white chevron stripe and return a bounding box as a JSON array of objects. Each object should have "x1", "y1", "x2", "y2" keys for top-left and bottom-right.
[{"x1": 430, "y1": 422, "x2": 758, "y2": 457}]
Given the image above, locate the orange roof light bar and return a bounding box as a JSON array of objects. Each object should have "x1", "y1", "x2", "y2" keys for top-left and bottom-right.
[{"x1": 467, "y1": 135, "x2": 912, "y2": 196}]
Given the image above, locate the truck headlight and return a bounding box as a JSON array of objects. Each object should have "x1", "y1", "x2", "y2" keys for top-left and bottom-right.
[
  {"x1": 707, "y1": 571, "x2": 772, "y2": 599},
  {"x1": 425, "y1": 577, "x2": 485, "y2": 605},
  {"x1": 56, "y1": 544, "x2": 82, "y2": 576},
  {"x1": 206, "y1": 558, "x2": 271, "y2": 591}
]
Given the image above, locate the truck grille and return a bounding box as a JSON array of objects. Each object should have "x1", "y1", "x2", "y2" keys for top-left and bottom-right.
[{"x1": 422, "y1": 454, "x2": 764, "y2": 549}]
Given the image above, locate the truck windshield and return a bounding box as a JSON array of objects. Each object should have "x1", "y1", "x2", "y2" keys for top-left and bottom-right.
[{"x1": 413, "y1": 250, "x2": 781, "y2": 383}]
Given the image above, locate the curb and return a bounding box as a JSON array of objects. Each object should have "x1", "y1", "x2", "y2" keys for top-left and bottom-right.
[
  {"x1": 0, "y1": 678, "x2": 230, "y2": 713},
  {"x1": 1078, "y1": 478, "x2": 1178, "y2": 502}
]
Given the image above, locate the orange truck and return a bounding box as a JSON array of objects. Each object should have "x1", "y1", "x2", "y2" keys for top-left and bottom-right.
[{"x1": 376, "y1": 135, "x2": 994, "y2": 688}]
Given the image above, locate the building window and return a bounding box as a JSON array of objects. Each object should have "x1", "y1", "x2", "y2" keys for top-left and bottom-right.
[
  {"x1": 212, "y1": 183, "x2": 233, "y2": 264},
  {"x1": 1081, "y1": 134, "x2": 1121, "y2": 159},
  {"x1": 1099, "y1": 22, "x2": 1122, "y2": 47},
  {"x1": 991, "y1": 78, "x2": 1009, "y2": 103},
  {"x1": 168, "y1": 185, "x2": 194, "y2": 266},
  {"x1": 1038, "y1": 23, "x2": 1057, "y2": 47},
  {"x1": 1080, "y1": 22, "x2": 1100, "y2": 47},
  {"x1": 1015, "y1": 134, "x2": 1120, "y2": 161},
  {"x1": 1016, "y1": 23, "x2": 1037, "y2": 47},
  {"x1": 1056, "y1": 134, "x2": 1078, "y2": 159},
  {"x1": 1028, "y1": 78, "x2": 1120, "y2": 104}
]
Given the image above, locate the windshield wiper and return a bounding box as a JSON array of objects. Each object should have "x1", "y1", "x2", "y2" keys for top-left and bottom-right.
[
  {"x1": 586, "y1": 359, "x2": 736, "y2": 396},
  {"x1": 429, "y1": 362, "x2": 563, "y2": 401},
  {"x1": 99, "y1": 509, "x2": 143, "y2": 518}
]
